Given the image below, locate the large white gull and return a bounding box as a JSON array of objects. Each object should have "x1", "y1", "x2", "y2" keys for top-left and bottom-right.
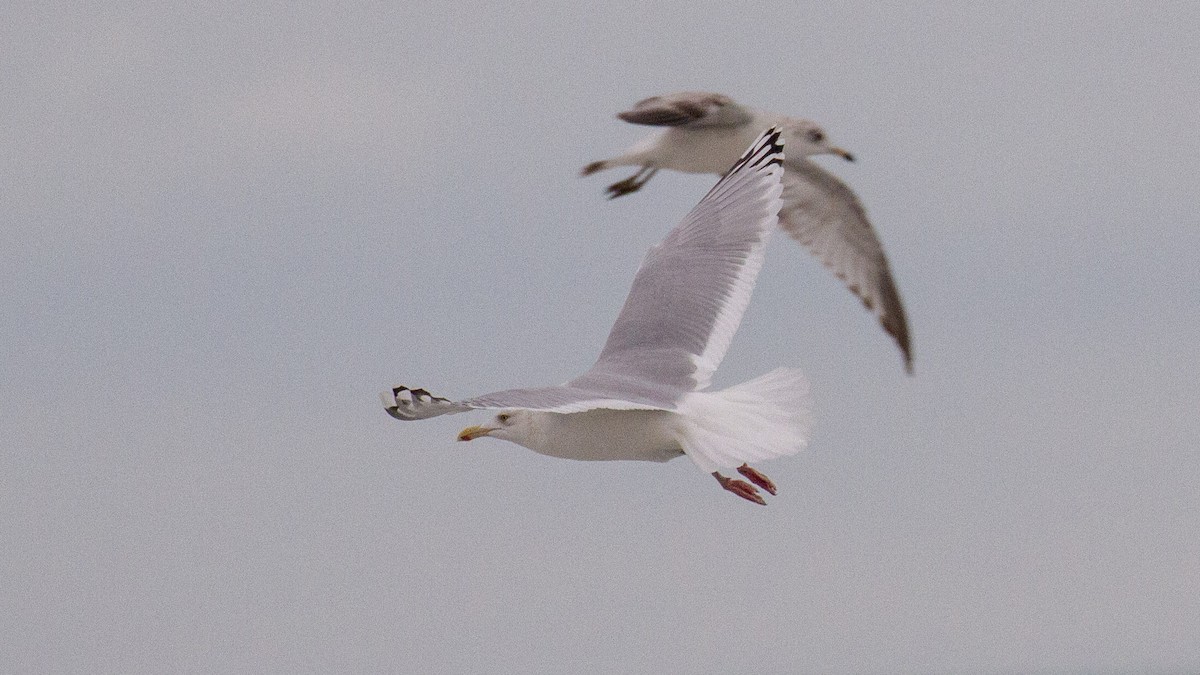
[
  {"x1": 383, "y1": 129, "x2": 811, "y2": 505},
  {"x1": 582, "y1": 91, "x2": 913, "y2": 373}
]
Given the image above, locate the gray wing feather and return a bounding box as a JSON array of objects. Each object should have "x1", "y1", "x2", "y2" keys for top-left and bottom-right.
[
  {"x1": 570, "y1": 129, "x2": 785, "y2": 398},
  {"x1": 780, "y1": 159, "x2": 913, "y2": 372}
]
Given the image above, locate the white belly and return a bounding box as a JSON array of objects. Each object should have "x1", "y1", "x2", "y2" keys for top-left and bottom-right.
[
  {"x1": 523, "y1": 409, "x2": 685, "y2": 463},
  {"x1": 659, "y1": 126, "x2": 760, "y2": 174}
]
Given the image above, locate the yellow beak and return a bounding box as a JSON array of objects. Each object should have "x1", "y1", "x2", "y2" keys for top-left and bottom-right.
[{"x1": 457, "y1": 425, "x2": 494, "y2": 442}]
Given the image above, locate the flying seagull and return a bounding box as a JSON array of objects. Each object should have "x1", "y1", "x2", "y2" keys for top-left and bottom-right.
[
  {"x1": 383, "y1": 129, "x2": 812, "y2": 505},
  {"x1": 582, "y1": 91, "x2": 913, "y2": 373}
]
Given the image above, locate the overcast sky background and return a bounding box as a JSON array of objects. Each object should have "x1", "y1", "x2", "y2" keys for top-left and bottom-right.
[{"x1": 3, "y1": 3, "x2": 1199, "y2": 673}]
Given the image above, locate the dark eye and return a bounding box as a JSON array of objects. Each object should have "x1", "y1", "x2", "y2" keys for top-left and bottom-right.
[
  {"x1": 497, "y1": 413, "x2": 511, "y2": 424},
  {"x1": 806, "y1": 129, "x2": 825, "y2": 143}
]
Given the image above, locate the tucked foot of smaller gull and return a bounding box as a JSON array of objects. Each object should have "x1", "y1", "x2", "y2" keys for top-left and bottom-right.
[
  {"x1": 737, "y1": 463, "x2": 777, "y2": 495},
  {"x1": 605, "y1": 167, "x2": 658, "y2": 199},
  {"x1": 605, "y1": 176, "x2": 642, "y2": 198},
  {"x1": 713, "y1": 472, "x2": 767, "y2": 506}
]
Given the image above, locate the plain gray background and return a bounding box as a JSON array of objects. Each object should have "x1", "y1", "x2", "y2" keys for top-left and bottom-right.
[{"x1": 4, "y1": 2, "x2": 1198, "y2": 673}]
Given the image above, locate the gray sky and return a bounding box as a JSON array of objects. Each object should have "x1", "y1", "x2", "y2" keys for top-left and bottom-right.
[{"x1": 3, "y1": 2, "x2": 1199, "y2": 672}]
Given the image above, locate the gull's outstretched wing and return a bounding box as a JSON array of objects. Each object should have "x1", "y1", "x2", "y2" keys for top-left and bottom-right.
[
  {"x1": 382, "y1": 130, "x2": 784, "y2": 422},
  {"x1": 381, "y1": 382, "x2": 671, "y2": 421},
  {"x1": 569, "y1": 128, "x2": 785, "y2": 401},
  {"x1": 780, "y1": 159, "x2": 913, "y2": 372},
  {"x1": 617, "y1": 91, "x2": 751, "y2": 128}
]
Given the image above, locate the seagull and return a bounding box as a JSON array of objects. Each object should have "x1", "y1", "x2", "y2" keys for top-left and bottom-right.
[
  {"x1": 382, "y1": 129, "x2": 812, "y2": 505},
  {"x1": 582, "y1": 91, "x2": 913, "y2": 373}
]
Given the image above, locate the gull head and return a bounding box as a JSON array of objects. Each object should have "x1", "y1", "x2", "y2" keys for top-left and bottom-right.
[
  {"x1": 781, "y1": 118, "x2": 855, "y2": 162},
  {"x1": 457, "y1": 410, "x2": 532, "y2": 444}
]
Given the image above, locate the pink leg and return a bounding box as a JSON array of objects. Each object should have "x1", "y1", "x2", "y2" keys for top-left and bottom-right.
[
  {"x1": 712, "y1": 472, "x2": 766, "y2": 506},
  {"x1": 737, "y1": 464, "x2": 777, "y2": 496}
]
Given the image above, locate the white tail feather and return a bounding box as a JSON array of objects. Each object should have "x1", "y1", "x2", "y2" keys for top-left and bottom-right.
[{"x1": 673, "y1": 368, "x2": 813, "y2": 474}]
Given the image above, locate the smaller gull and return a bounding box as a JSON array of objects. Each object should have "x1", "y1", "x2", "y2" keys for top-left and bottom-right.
[
  {"x1": 383, "y1": 129, "x2": 812, "y2": 505},
  {"x1": 582, "y1": 91, "x2": 913, "y2": 373}
]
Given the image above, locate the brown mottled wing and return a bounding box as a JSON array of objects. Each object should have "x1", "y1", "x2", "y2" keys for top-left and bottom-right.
[
  {"x1": 780, "y1": 159, "x2": 914, "y2": 373},
  {"x1": 617, "y1": 92, "x2": 743, "y2": 128}
]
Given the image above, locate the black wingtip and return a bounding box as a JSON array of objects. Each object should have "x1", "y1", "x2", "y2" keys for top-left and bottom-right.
[{"x1": 727, "y1": 127, "x2": 785, "y2": 176}]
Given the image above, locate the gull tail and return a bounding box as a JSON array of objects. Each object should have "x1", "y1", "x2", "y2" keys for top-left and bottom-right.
[{"x1": 673, "y1": 368, "x2": 813, "y2": 474}]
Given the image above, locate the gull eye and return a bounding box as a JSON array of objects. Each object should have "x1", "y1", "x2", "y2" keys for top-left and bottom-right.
[
  {"x1": 497, "y1": 413, "x2": 511, "y2": 424},
  {"x1": 806, "y1": 129, "x2": 825, "y2": 143}
]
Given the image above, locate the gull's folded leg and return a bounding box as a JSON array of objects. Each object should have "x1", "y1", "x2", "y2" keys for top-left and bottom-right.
[
  {"x1": 605, "y1": 172, "x2": 643, "y2": 198},
  {"x1": 606, "y1": 167, "x2": 658, "y2": 199},
  {"x1": 737, "y1": 464, "x2": 777, "y2": 495},
  {"x1": 712, "y1": 472, "x2": 766, "y2": 506}
]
